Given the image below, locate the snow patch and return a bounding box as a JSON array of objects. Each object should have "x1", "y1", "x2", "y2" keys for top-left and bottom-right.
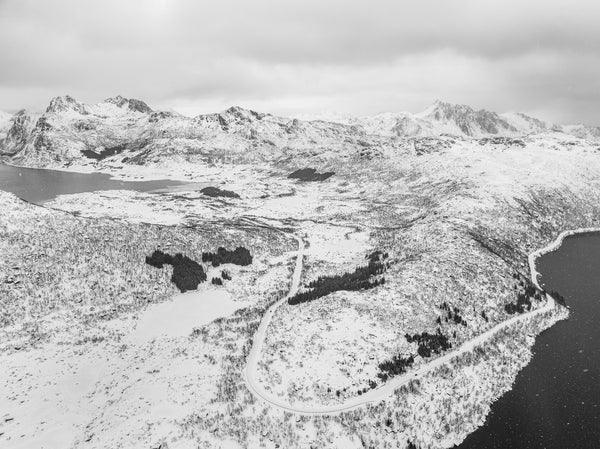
[{"x1": 129, "y1": 288, "x2": 250, "y2": 344}]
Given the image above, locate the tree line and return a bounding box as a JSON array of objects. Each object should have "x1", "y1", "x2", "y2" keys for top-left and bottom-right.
[
  {"x1": 438, "y1": 302, "x2": 467, "y2": 326},
  {"x1": 377, "y1": 354, "x2": 415, "y2": 381},
  {"x1": 504, "y1": 281, "x2": 543, "y2": 314},
  {"x1": 288, "y1": 253, "x2": 388, "y2": 305},
  {"x1": 405, "y1": 329, "x2": 452, "y2": 358},
  {"x1": 547, "y1": 289, "x2": 567, "y2": 306},
  {"x1": 202, "y1": 246, "x2": 252, "y2": 267},
  {"x1": 377, "y1": 328, "x2": 452, "y2": 382},
  {"x1": 146, "y1": 250, "x2": 207, "y2": 292}
]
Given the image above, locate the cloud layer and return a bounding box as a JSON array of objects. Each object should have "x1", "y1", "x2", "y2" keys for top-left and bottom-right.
[{"x1": 1, "y1": 0, "x2": 599, "y2": 124}]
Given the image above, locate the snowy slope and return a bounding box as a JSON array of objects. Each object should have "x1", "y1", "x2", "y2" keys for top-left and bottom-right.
[
  {"x1": 414, "y1": 100, "x2": 519, "y2": 137},
  {"x1": 0, "y1": 96, "x2": 389, "y2": 169},
  {"x1": 0, "y1": 111, "x2": 13, "y2": 141},
  {"x1": 1, "y1": 95, "x2": 599, "y2": 170},
  {"x1": 500, "y1": 111, "x2": 553, "y2": 134},
  {"x1": 300, "y1": 101, "x2": 600, "y2": 141}
]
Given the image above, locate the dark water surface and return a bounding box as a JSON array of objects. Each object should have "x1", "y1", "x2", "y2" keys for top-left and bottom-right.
[
  {"x1": 458, "y1": 232, "x2": 600, "y2": 448},
  {"x1": 0, "y1": 163, "x2": 191, "y2": 204}
]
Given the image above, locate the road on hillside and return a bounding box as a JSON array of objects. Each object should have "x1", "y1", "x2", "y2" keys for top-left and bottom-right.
[{"x1": 243, "y1": 233, "x2": 557, "y2": 416}]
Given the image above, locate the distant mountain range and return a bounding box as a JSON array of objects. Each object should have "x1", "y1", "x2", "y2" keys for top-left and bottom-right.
[
  {"x1": 0, "y1": 96, "x2": 598, "y2": 169},
  {"x1": 298, "y1": 100, "x2": 600, "y2": 140}
]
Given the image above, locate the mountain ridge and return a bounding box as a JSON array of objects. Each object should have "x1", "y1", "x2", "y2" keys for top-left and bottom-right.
[
  {"x1": 297, "y1": 99, "x2": 597, "y2": 139},
  {"x1": 1, "y1": 96, "x2": 599, "y2": 170}
]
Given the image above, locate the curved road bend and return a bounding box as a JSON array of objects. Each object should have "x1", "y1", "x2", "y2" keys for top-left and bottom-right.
[{"x1": 244, "y1": 236, "x2": 557, "y2": 416}]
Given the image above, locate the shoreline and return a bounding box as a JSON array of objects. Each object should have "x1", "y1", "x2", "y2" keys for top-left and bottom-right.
[
  {"x1": 242, "y1": 234, "x2": 565, "y2": 416},
  {"x1": 0, "y1": 160, "x2": 196, "y2": 183},
  {"x1": 528, "y1": 227, "x2": 600, "y2": 291}
]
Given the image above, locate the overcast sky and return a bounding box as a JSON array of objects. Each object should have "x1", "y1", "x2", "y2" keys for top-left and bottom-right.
[{"x1": 1, "y1": 0, "x2": 599, "y2": 124}]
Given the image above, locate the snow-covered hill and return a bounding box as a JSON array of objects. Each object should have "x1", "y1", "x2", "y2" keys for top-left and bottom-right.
[{"x1": 1, "y1": 96, "x2": 599, "y2": 170}]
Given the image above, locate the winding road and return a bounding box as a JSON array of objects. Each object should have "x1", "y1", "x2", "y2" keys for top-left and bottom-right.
[{"x1": 243, "y1": 234, "x2": 557, "y2": 416}]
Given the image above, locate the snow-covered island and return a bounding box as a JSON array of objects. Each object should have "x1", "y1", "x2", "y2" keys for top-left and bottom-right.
[{"x1": 1, "y1": 96, "x2": 599, "y2": 448}]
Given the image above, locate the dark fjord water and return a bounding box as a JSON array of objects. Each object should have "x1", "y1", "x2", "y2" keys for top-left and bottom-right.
[
  {"x1": 459, "y1": 232, "x2": 600, "y2": 448},
  {"x1": 0, "y1": 163, "x2": 190, "y2": 204}
]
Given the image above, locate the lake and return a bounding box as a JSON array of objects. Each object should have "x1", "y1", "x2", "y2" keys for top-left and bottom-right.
[
  {"x1": 458, "y1": 231, "x2": 600, "y2": 448},
  {"x1": 0, "y1": 163, "x2": 193, "y2": 204}
]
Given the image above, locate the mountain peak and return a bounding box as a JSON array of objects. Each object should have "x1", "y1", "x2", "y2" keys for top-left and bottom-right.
[
  {"x1": 422, "y1": 100, "x2": 475, "y2": 118},
  {"x1": 223, "y1": 105, "x2": 266, "y2": 120},
  {"x1": 46, "y1": 95, "x2": 87, "y2": 114},
  {"x1": 414, "y1": 100, "x2": 518, "y2": 136},
  {"x1": 104, "y1": 95, "x2": 152, "y2": 114}
]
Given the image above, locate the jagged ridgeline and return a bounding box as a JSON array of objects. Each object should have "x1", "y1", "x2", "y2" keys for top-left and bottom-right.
[
  {"x1": 288, "y1": 250, "x2": 389, "y2": 305},
  {"x1": 4, "y1": 95, "x2": 600, "y2": 172}
]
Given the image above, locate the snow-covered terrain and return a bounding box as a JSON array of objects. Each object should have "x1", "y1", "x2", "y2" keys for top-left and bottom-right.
[
  {"x1": 2, "y1": 95, "x2": 600, "y2": 448},
  {"x1": 0, "y1": 111, "x2": 12, "y2": 141},
  {"x1": 297, "y1": 99, "x2": 599, "y2": 139},
  {"x1": 1, "y1": 96, "x2": 600, "y2": 173}
]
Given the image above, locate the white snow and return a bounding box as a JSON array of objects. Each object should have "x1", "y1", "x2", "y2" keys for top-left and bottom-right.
[
  {"x1": 0, "y1": 111, "x2": 12, "y2": 139},
  {"x1": 129, "y1": 287, "x2": 250, "y2": 344},
  {"x1": 0, "y1": 287, "x2": 250, "y2": 449}
]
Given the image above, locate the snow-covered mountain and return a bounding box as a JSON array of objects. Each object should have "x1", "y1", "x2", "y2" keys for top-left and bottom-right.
[
  {"x1": 1, "y1": 96, "x2": 599, "y2": 170},
  {"x1": 300, "y1": 100, "x2": 599, "y2": 140},
  {"x1": 0, "y1": 111, "x2": 13, "y2": 141},
  {"x1": 0, "y1": 95, "x2": 396, "y2": 168}
]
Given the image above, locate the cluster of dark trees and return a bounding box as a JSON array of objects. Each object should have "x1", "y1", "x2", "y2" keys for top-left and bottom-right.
[
  {"x1": 547, "y1": 290, "x2": 567, "y2": 306},
  {"x1": 352, "y1": 379, "x2": 380, "y2": 396},
  {"x1": 405, "y1": 329, "x2": 452, "y2": 358},
  {"x1": 208, "y1": 270, "x2": 232, "y2": 286},
  {"x1": 438, "y1": 302, "x2": 467, "y2": 326},
  {"x1": 288, "y1": 257, "x2": 387, "y2": 305},
  {"x1": 288, "y1": 168, "x2": 335, "y2": 182},
  {"x1": 202, "y1": 247, "x2": 252, "y2": 267},
  {"x1": 200, "y1": 186, "x2": 240, "y2": 199},
  {"x1": 145, "y1": 250, "x2": 207, "y2": 292},
  {"x1": 367, "y1": 250, "x2": 389, "y2": 263},
  {"x1": 377, "y1": 354, "x2": 415, "y2": 381},
  {"x1": 505, "y1": 282, "x2": 542, "y2": 314},
  {"x1": 334, "y1": 386, "x2": 349, "y2": 397}
]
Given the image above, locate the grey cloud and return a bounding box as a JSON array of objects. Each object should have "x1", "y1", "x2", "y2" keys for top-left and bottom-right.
[{"x1": 0, "y1": 0, "x2": 599, "y2": 124}]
